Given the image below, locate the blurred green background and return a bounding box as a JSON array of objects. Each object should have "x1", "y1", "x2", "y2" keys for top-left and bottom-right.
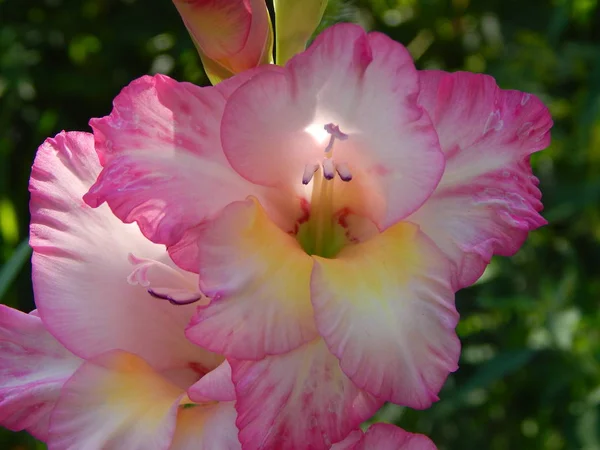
[{"x1": 1, "y1": 0, "x2": 599, "y2": 448}]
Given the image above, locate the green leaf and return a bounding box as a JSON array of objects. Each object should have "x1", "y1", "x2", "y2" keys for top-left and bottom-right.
[
  {"x1": 0, "y1": 238, "x2": 31, "y2": 300},
  {"x1": 458, "y1": 350, "x2": 536, "y2": 394}
]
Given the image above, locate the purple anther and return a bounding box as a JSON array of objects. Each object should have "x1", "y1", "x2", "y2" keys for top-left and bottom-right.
[
  {"x1": 322, "y1": 159, "x2": 336, "y2": 180},
  {"x1": 302, "y1": 163, "x2": 320, "y2": 185},
  {"x1": 148, "y1": 288, "x2": 203, "y2": 306},
  {"x1": 336, "y1": 162, "x2": 353, "y2": 182}
]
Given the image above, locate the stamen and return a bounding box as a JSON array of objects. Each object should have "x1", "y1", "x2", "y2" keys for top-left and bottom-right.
[
  {"x1": 322, "y1": 159, "x2": 336, "y2": 180},
  {"x1": 148, "y1": 288, "x2": 204, "y2": 306},
  {"x1": 127, "y1": 253, "x2": 154, "y2": 287},
  {"x1": 301, "y1": 123, "x2": 352, "y2": 186},
  {"x1": 302, "y1": 163, "x2": 320, "y2": 185},
  {"x1": 127, "y1": 252, "x2": 205, "y2": 307},
  {"x1": 297, "y1": 124, "x2": 353, "y2": 256},
  {"x1": 336, "y1": 162, "x2": 353, "y2": 182},
  {"x1": 127, "y1": 253, "x2": 187, "y2": 287}
]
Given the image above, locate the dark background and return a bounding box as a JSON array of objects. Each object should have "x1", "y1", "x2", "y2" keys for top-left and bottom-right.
[{"x1": 1, "y1": 0, "x2": 599, "y2": 448}]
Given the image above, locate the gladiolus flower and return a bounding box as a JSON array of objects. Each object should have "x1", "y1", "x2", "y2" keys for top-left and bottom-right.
[
  {"x1": 3, "y1": 20, "x2": 552, "y2": 450},
  {"x1": 172, "y1": 0, "x2": 273, "y2": 83},
  {"x1": 0, "y1": 132, "x2": 240, "y2": 449},
  {"x1": 82, "y1": 22, "x2": 552, "y2": 449}
]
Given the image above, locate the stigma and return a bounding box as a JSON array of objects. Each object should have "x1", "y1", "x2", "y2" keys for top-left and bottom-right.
[{"x1": 302, "y1": 123, "x2": 352, "y2": 185}]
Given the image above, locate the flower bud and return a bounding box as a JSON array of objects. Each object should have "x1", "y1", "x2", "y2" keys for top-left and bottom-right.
[
  {"x1": 173, "y1": 0, "x2": 273, "y2": 83},
  {"x1": 273, "y1": 0, "x2": 328, "y2": 65}
]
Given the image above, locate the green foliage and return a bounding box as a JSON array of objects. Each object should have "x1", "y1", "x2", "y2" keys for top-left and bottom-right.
[{"x1": 0, "y1": 0, "x2": 599, "y2": 448}]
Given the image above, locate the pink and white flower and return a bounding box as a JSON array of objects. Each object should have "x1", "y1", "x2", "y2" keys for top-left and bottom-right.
[
  {"x1": 1, "y1": 132, "x2": 239, "y2": 449},
  {"x1": 1, "y1": 20, "x2": 551, "y2": 450},
  {"x1": 78, "y1": 22, "x2": 552, "y2": 449}
]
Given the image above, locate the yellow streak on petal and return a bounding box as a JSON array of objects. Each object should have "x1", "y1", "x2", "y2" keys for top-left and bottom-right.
[
  {"x1": 313, "y1": 221, "x2": 422, "y2": 307},
  {"x1": 97, "y1": 352, "x2": 183, "y2": 427},
  {"x1": 238, "y1": 197, "x2": 314, "y2": 315},
  {"x1": 310, "y1": 222, "x2": 457, "y2": 407},
  {"x1": 170, "y1": 402, "x2": 237, "y2": 448},
  {"x1": 173, "y1": 404, "x2": 212, "y2": 439}
]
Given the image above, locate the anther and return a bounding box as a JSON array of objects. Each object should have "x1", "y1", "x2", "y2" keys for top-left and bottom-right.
[
  {"x1": 148, "y1": 288, "x2": 204, "y2": 306},
  {"x1": 336, "y1": 162, "x2": 353, "y2": 182},
  {"x1": 301, "y1": 123, "x2": 353, "y2": 185},
  {"x1": 322, "y1": 159, "x2": 336, "y2": 180},
  {"x1": 302, "y1": 163, "x2": 320, "y2": 185},
  {"x1": 127, "y1": 252, "x2": 205, "y2": 306}
]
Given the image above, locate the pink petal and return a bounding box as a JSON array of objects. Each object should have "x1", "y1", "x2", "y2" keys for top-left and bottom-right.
[
  {"x1": 334, "y1": 423, "x2": 437, "y2": 450},
  {"x1": 187, "y1": 360, "x2": 235, "y2": 402},
  {"x1": 170, "y1": 402, "x2": 241, "y2": 450},
  {"x1": 311, "y1": 222, "x2": 460, "y2": 409},
  {"x1": 359, "y1": 424, "x2": 437, "y2": 450},
  {"x1": 0, "y1": 306, "x2": 82, "y2": 440},
  {"x1": 221, "y1": 23, "x2": 444, "y2": 227},
  {"x1": 83, "y1": 74, "x2": 295, "y2": 257},
  {"x1": 166, "y1": 225, "x2": 205, "y2": 274},
  {"x1": 186, "y1": 197, "x2": 317, "y2": 359},
  {"x1": 410, "y1": 71, "x2": 552, "y2": 288},
  {"x1": 330, "y1": 430, "x2": 363, "y2": 450},
  {"x1": 30, "y1": 132, "x2": 220, "y2": 373},
  {"x1": 48, "y1": 351, "x2": 182, "y2": 450},
  {"x1": 231, "y1": 339, "x2": 383, "y2": 450}
]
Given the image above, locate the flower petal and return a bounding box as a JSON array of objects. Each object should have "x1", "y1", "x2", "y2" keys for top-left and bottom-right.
[
  {"x1": 48, "y1": 351, "x2": 182, "y2": 450},
  {"x1": 221, "y1": 23, "x2": 444, "y2": 227},
  {"x1": 187, "y1": 360, "x2": 235, "y2": 402},
  {"x1": 186, "y1": 197, "x2": 317, "y2": 359},
  {"x1": 231, "y1": 339, "x2": 382, "y2": 450},
  {"x1": 311, "y1": 221, "x2": 460, "y2": 409},
  {"x1": 336, "y1": 423, "x2": 437, "y2": 450},
  {"x1": 330, "y1": 430, "x2": 363, "y2": 450},
  {"x1": 409, "y1": 71, "x2": 552, "y2": 288},
  {"x1": 0, "y1": 306, "x2": 82, "y2": 440},
  {"x1": 84, "y1": 74, "x2": 294, "y2": 255},
  {"x1": 170, "y1": 402, "x2": 241, "y2": 450},
  {"x1": 30, "y1": 132, "x2": 219, "y2": 373}
]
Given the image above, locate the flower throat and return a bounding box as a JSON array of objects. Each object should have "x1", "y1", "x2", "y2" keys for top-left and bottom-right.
[{"x1": 297, "y1": 124, "x2": 352, "y2": 258}]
